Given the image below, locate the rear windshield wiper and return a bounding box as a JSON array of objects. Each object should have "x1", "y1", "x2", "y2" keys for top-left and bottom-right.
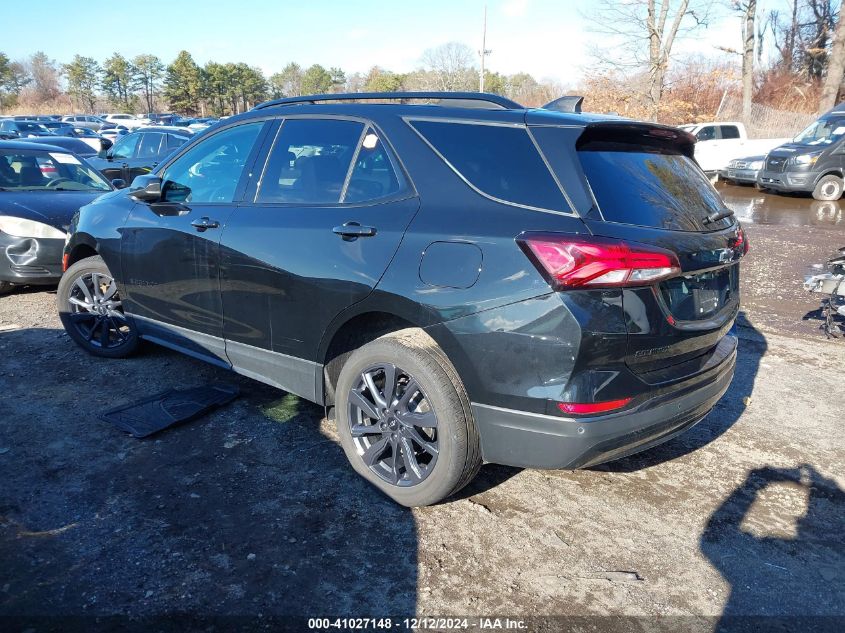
[{"x1": 702, "y1": 209, "x2": 734, "y2": 225}]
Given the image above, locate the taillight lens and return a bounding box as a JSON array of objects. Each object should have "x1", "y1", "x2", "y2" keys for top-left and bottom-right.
[
  {"x1": 732, "y1": 227, "x2": 749, "y2": 256},
  {"x1": 517, "y1": 233, "x2": 681, "y2": 289}
]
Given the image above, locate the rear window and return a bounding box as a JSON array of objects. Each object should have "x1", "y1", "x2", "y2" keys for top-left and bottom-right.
[
  {"x1": 719, "y1": 125, "x2": 740, "y2": 139},
  {"x1": 578, "y1": 146, "x2": 732, "y2": 231},
  {"x1": 408, "y1": 119, "x2": 569, "y2": 212}
]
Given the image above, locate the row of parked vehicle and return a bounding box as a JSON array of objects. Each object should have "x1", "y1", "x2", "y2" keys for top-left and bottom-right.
[
  {"x1": 0, "y1": 112, "x2": 221, "y2": 146},
  {"x1": 690, "y1": 105, "x2": 845, "y2": 202}
]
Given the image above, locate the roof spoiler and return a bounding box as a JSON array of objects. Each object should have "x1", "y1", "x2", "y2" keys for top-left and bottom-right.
[
  {"x1": 542, "y1": 95, "x2": 584, "y2": 114},
  {"x1": 576, "y1": 121, "x2": 697, "y2": 158}
]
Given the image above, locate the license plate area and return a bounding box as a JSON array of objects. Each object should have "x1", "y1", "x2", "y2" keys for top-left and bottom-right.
[{"x1": 659, "y1": 265, "x2": 738, "y2": 322}]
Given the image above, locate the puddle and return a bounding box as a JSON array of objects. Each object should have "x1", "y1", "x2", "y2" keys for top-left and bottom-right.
[{"x1": 716, "y1": 182, "x2": 845, "y2": 228}]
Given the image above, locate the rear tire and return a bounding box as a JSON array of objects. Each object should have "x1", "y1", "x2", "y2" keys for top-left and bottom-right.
[
  {"x1": 812, "y1": 175, "x2": 844, "y2": 201},
  {"x1": 58, "y1": 255, "x2": 139, "y2": 358},
  {"x1": 335, "y1": 328, "x2": 481, "y2": 507}
]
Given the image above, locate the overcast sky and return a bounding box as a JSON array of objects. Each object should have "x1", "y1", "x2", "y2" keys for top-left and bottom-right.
[{"x1": 6, "y1": 0, "x2": 789, "y2": 84}]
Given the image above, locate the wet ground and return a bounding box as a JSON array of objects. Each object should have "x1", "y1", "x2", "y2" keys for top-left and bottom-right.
[
  {"x1": 717, "y1": 182, "x2": 845, "y2": 338},
  {"x1": 718, "y1": 181, "x2": 845, "y2": 229},
  {"x1": 1, "y1": 187, "x2": 844, "y2": 631}
]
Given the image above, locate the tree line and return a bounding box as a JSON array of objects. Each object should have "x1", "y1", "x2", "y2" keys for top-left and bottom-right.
[{"x1": 0, "y1": 43, "x2": 563, "y2": 116}]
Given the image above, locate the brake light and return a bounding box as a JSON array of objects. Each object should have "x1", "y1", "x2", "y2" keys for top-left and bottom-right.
[
  {"x1": 732, "y1": 227, "x2": 749, "y2": 256},
  {"x1": 517, "y1": 233, "x2": 681, "y2": 289},
  {"x1": 558, "y1": 398, "x2": 632, "y2": 415}
]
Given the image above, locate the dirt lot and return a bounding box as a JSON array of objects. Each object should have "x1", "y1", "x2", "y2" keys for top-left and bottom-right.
[{"x1": 1, "y1": 187, "x2": 844, "y2": 631}]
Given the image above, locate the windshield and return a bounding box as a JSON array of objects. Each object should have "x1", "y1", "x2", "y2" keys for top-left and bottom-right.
[
  {"x1": 793, "y1": 116, "x2": 845, "y2": 146},
  {"x1": 0, "y1": 150, "x2": 111, "y2": 192}
]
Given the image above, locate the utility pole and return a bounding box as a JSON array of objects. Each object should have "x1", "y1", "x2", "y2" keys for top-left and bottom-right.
[{"x1": 479, "y1": 4, "x2": 492, "y2": 92}]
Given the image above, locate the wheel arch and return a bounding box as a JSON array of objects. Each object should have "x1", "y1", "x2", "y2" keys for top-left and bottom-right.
[
  {"x1": 813, "y1": 169, "x2": 845, "y2": 186},
  {"x1": 317, "y1": 304, "x2": 475, "y2": 408},
  {"x1": 65, "y1": 234, "x2": 100, "y2": 269}
]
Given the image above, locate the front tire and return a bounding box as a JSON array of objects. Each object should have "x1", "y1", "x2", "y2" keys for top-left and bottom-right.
[
  {"x1": 57, "y1": 255, "x2": 139, "y2": 358},
  {"x1": 812, "y1": 175, "x2": 844, "y2": 201},
  {"x1": 0, "y1": 281, "x2": 13, "y2": 295},
  {"x1": 335, "y1": 328, "x2": 481, "y2": 507}
]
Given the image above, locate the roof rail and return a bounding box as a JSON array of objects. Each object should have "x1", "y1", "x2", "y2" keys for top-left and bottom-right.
[
  {"x1": 252, "y1": 91, "x2": 524, "y2": 111},
  {"x1": 543, "y1": 95, "x2": 584, "y2": 114}
]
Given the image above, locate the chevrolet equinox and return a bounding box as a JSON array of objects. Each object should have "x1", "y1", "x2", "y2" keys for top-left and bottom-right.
[{"x1": 58, "y1": 92, "x2": 746, "y2": 506}]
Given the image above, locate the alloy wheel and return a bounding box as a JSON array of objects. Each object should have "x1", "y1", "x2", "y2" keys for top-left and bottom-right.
[
  {"x1": 67, "y1": 272, "x2": 132, "y2": 349},
  {"x1": 347, "y1": 363, "x2": 439, "y2": 487}
]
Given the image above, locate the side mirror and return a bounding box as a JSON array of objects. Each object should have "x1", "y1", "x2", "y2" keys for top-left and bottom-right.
[
  {"x1": 100, "y1": 138, "x2": 113, "y2": 151},
  {"x1": 111, "y1": 178, "x2": 126, "y2": 189},
  {"x1": 129, "y1": 174, "x2": 162, "y2": 202}
]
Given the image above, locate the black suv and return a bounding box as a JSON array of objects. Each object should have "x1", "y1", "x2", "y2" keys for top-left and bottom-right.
[{"x1": 58, "y1": 92, "x2": 746, "y2": 506}]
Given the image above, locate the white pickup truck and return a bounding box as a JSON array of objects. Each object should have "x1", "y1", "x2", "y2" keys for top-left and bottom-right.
[{"x1": 678, "y1": 122, "x2": 789, "y2": 175}]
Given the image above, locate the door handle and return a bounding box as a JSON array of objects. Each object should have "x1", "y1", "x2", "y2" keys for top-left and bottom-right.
[
  {"x1": 332, "y1": 221, "x2": 377, "y2": 239},
  {"x1": 191, "y1": 217, "x2": 220, "y2": 232}
]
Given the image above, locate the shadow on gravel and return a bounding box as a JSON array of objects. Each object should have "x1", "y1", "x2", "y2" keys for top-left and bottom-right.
[
  {"x1": 596, "y1": 313, "x2": 766, "y2": 474},
  {"x1": 701, "y1": 465, "x2": 845, "y2": 628},
  {"x1": 0, "y1": 326, "x2": 417, "y2": 621}
]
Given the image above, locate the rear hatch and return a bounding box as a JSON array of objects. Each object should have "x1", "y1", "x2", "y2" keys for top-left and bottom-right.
[{"x1": 532, "y1": 120, "x2": 745, "y2": 377}]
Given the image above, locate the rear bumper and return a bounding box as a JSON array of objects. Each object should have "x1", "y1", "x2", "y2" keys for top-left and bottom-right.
[
  {"x1": 471, "y1": 340, "x2": 736, "y2": 469},
  {"x1": 0, "y1": 233, "x2": 64, "y2": 285},
  {"x1": 757, "y1": 169, "x2": 822, "y2": 192}
]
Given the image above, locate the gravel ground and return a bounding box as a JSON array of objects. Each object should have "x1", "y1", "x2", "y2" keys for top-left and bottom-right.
[{"x1": 1, "y1": 189, "x2": 844, "y2": 631}]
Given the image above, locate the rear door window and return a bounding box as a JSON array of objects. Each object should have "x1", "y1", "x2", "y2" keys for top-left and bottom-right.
[
  {"x1": 166, "y1": 134, "x2": 189, "y2": 150},
  {"x1": 407, "y1": 119, "x2": 569, "y2": 212},
  {"x1": 719, "y1": 125, "x2": 740, "y2": 139},
  {"x1": 256, "y1": 118, "x2": 364, "y2": 204},
  {"x1": 137, "y1": 133, "x2": 164, "y2": 158},
  {"x1": 344, "y1": 130, "x2": 403, "y2": 203}
]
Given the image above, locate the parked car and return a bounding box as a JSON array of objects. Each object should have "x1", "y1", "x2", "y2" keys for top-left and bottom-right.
[
  {"x1": 102, "y1": 113, "x2": 151, "y2": 130},
  {"x1": 98, "y1": 126, "x2": 129, "y2": 142},
  {"x1": 11, "y1": 115, "x2": 56, "y2": 122},
  {"x1": 42, "y1": 121, "x2": 105, "y2": 148},
  {"x1": 0, "y1": 140, "x2": 113, "y2": 294},
  {"x1": 145, "y1": 113, "x2": 181, "y2": 126},
  {"x1": 86, "y1": 127, "x2": 193, "y2": 186},
  {"x1": 60, "y1": 114, "x2": 116, "y2": 132},
  {"x1": 59, "y1": 91, "x2": 747, "y2": 507},
  {"x1": 0, "y1": 120, "x2": 55, "y2": 139},
  {"x1": 178, "y1": 117, "x2": 219, "y2": 132},
  {"x1": 20, "y1": 135, "x2": 111, "y2": 158},
  {"x1": 679, "y1": 121, "x2": 789, "y2": 175},
  {"x1": 718, "y1": 155, "x2": 766, "y2": 186},
  {"x1": 758, "y1": 102, "x2": 845, "y2": 201}
]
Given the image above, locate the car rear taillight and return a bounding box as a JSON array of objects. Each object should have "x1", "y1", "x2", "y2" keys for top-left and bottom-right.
[
  {"x1": 558, "y1": 397, "x2": 633, "y2": 415},
  {"x1": 731, "y1": 227, "x2": 749, "y2": 256},
  {"x1": 517, "y1": 233, "x2": 681, "y2": 289}
]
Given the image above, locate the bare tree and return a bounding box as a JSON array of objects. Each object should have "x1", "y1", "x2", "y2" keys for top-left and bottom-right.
[
  {"x1": 420, "y1": 42, "x2": 477, "y2": 91},
  {"x1": 737, "y1": 0, "x2": 757, "y2": 125},
  {"x1": 587, "y1": 0, "x2": 712, "y2": 120},
  {"x1": 770, "y1": 0, "x2": 837, "y2": 79},
  {"x1": 819, "y1": 0, "x2": 845, "y2": 111}
]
